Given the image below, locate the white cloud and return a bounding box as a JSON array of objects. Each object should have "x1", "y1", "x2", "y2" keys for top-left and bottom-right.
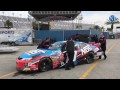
[
  {"x1": 1, "y1": 11, "x2": 120, "y2": 27},
  {"x1": 82, "y1": 11, "x2": 120, "y2": 26}
]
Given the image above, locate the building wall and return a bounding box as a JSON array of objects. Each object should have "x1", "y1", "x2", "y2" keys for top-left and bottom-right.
[{"x1": 106, "y1": 24, "x2": 120, "y2": 33}]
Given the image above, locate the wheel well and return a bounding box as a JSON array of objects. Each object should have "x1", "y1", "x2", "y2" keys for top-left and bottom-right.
[
  {"x1": 88, "y1": 51, "x2": 94, "y2": 58},
  {"x1": 39, "y1": 58, "x2": 53, "y2": 68}
]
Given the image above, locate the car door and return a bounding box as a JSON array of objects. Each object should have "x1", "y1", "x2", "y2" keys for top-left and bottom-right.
[
  {"x1": 74, "y1": 42, "x2": 82, "y2": 61},
  {"x1": 80, "y1": 43, "x2": 93, "y2": 57}
]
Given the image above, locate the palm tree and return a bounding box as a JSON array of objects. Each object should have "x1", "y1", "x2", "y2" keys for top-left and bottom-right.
[
  {"x1": 89, "y1": 27, "x2": 94, "y2": 30},
  {"x1": 76, "y1": 25, "x2": 82, "y2": 29},
  {"x1": 105, "y1": 18, "x2": 120, "y2": 33},
  {"x1": 4, "y1": 20, "x2": 13, "y2": 29},
  {"x1": 101, "y1": 27, "x2": 105, "y2": 32},
  {"x1": 94, "y1": 25, "x2": 100, "y2": 30}
]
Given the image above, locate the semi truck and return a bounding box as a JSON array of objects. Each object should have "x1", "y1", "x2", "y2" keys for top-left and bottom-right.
[{"x1": 0, "y1": 29, "x2": 33, "y2": 46}]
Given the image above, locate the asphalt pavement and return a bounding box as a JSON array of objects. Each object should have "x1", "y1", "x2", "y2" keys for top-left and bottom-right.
[{"x1": 0, "y1": 39, "x2": 120, "y2": 79}]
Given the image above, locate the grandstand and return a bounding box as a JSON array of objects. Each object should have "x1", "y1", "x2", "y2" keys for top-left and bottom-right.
[
  {"x1": 28, "y1": 11, "x2": 95, "y2": 30},
  {"x1": 0, "y1": 15, "x2": 33, "y2": 29},
  {"x1": 50, "y1": 21, "x2": 96, "y2": 30},
  {"x1": 0, "y1": 11, "x2": 96, "y2": 32}
]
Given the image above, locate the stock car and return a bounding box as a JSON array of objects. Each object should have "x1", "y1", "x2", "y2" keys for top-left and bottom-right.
[
  {"x1": 16, "y1": 41, "x2": 102, "y2": 72},
  {"x1": 0, "y1": 44, "x2": 19, "y2": 53}
]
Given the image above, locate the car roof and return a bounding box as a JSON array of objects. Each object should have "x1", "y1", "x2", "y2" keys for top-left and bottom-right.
[{"x1": 54, "y1": 41, "x2": 85, "y2": 44}]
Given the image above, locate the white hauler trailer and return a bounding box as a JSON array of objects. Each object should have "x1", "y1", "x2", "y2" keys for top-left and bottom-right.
[{"x1": 0, "y1": 29, "x2": 33, "y2": 46}]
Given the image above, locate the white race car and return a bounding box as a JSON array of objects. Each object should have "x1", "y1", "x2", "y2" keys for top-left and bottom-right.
[{"x1": 0, "y1": 44, "x2": 19, "y2": 53}]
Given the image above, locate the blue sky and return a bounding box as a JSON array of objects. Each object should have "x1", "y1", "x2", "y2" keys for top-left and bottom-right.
[{"x1": 0, "y1": 11, "x2": 120, "y2": 26}]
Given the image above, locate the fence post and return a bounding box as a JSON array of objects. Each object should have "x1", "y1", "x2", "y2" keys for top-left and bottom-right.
[{"x1": 63, "y1": 30, "x2": 64, "y2": 41}]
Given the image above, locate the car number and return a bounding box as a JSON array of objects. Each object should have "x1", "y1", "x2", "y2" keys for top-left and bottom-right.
[
  {"x1": 25, "y1": 49, "x2": 46, "y2": 55},
  {"x1": 81, "y1": 45, "x2": 92, "y2": 55}
]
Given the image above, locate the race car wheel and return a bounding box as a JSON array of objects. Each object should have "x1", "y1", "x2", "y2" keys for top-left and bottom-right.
[
  {"x1": 99, "y1": 56, "x2": 101, "y2": 59},
  {"x1": 1, "y1": 42, "x2": 5, "y2": 45},
  {"x1": 38, "y1": 58, "x2": 52, "y2": 72},
  {"x1": 86, "y1": 52, "x2": 94, "y2": 64},
  {"x1": 11, "y1": 42, "x2": 15, "y2": 46}
]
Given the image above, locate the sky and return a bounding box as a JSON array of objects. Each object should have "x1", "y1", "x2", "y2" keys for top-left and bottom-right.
[
  {"x1": 82, "y1": 11, "x2": 120, "y2": 26},
  {"x1": 0, "y1": 11, "x2": 120, "y2": 27}
]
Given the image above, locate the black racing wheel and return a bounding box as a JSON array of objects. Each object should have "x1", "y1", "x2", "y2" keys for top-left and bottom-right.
[
  {"x1": 86, "y1": 52, "x2": 94, "y2": 64},
  {"x1": 38, "y1": 58, "x2": 52, "y2": 72}
]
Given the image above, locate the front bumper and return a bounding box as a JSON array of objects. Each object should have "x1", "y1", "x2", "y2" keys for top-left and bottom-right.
[
  {"x1": 16, "y1": 61, "x2": 39, "y2": 72},
  {"x1": 16, "y1": 66, "x2": 38, "y2": 72}
]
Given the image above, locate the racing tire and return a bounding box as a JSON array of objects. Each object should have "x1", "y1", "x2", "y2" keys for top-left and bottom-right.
[
  {"x1": 38, "y1": 58, "x2": 52, "y2": 72},
  {"x1": 86, "y1": 52, "x2": 94, "y2": 64},
  {"x1": 6, "y1": 42, "x2": 10, "y2": 46},
  {"x1": 1, "y1": 42, "x2": 5, "y2": 45},
  {"x1": 1, "y1": 42, "x2": 7, "y2": 45},
  {"x1": 99, "y1": 56, "x2": 101, "y2": 59},
  {"x1": 11, "y1": 42, "x2": 16, "y2": 46}
]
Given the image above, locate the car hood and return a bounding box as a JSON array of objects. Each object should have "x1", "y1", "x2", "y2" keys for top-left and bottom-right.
[{"x1": 19, "y1": 49, "x2": 54, "y2": 59}]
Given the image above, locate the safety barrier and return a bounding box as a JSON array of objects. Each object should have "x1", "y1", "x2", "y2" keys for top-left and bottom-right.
[{"x1": 34, "y1": 30, "x2": 102, "y2": 42}]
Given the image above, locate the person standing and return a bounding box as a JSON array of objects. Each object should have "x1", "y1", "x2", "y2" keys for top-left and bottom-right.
[
  {"x1": 94, "y1": 35, "x2": 99, "y2": 43},
  {"x1": 65, "y1": 37, "x2": 75, "y2": 70},
  {"x1": 98, "y1": 33, "x2": 107, "y2": 60}
]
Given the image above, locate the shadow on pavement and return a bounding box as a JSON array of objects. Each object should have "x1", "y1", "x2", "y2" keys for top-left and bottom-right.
[
  {"x1": 12, "y1": 60, "x2": 90, "y2": 77},
  {"x1": 0, "y1": 51, "x2": 19, "y2": 54}
]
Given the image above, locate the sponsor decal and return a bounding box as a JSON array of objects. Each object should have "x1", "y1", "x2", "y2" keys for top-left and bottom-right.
[
  {"x1": 94, "y1": 47, "x2": 99, "y2": 53},
  {"x1": 28, "y1": 60, "x2": 39, "y2": 66},
  {"x1": 23, "y1": 68, "x2": 30, "y2": 71},
  {"x1": 25, "y1": 49, "x2": 46, "y2": 55},
  {"x1": 0, "y1": 31, "x2": 14, "y2": 34},
  {"x1": 81, "y1": 45, "x2": 92, "y2": 55},
  {"x1": 59, "y1": 61, "x2": 65, "y2": 67},
  {"x1": 51, "y1": 56, "x2": 57, "y2": 61},
  {"x1": 97, "y1": 52, "x2": 103, "y2": 56}
]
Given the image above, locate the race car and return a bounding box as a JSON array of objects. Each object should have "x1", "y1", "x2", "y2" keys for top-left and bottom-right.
[
  {"x1": 16, "y1": 41, "x2": 102, "y2": 72},
  {"x1": 0, "y1": 44, "x2": 19, "y2": 53},
  {"x1": 88, "y1": 42, "x2": 103, "y2": 59}
]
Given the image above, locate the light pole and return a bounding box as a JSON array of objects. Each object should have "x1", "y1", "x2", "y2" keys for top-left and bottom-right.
[
  {"x1": 2, "y1": 11, "x2": 4, "y2": 22},
  {"x1": 38, "y1": 21, "x2": 40, "y2": 31},
  {"x1": 63, "y1": 29, "x2": 64, "y2": 40},
  {"x1": 20, "y1": 14, "x2": 22, "y2": 18},
  {"x1": 28, "y1": 15, "x2": 30, "y2": 22},
  {"x1": 2, "y1": 11, "x2": 4, "y2": 16},
  {"x1": 71, "y1": 17, "x2": 74, "y2": 30},
  {"x1": 12, "y1": 13, "x2": 14, "y2": 17},
  {"x1": 79, "y1": 14, "x2": 83, "y2": 30}
]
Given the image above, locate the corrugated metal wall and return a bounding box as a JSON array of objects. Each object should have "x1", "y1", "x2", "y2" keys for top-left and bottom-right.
[
  {"x1": 90, "y1": 30, "x2": 102, "y2": 38},
  {"x1": 103, "y1": 32, "x2": 109, "y2": 39},
  {"x1": 35, "y1": 30, "x2": 90, "y2": 41},
  {"x1": 64, "y1": 30, "x2": 90, "y2": 40},
  {"x1": 35, "y1": 30, "x2": 103, "y2": 41},
  {"x1": 35, "y1": 30, "x2": 63, "y2": 41}
]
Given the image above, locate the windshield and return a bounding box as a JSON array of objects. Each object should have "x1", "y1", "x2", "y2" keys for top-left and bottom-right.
[{"x1": 48, "y1": 41, "x2": 66, "y2": 50}]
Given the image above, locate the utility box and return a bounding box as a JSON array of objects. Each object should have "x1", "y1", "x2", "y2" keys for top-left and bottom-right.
[{"x1": 109, "y1": 34, "x2": 115, "y2": 39}]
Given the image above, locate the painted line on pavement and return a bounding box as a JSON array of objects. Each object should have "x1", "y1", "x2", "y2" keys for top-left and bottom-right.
[
  {"x1": 0, "y1": 71, "x2": 18, "y2": 79},
  {"x1": 79, "y1": 41, "x2": 118, "y2": 79},
  {"x1": 0, "y1": 41, "x2": 119, "y2": 79}
]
